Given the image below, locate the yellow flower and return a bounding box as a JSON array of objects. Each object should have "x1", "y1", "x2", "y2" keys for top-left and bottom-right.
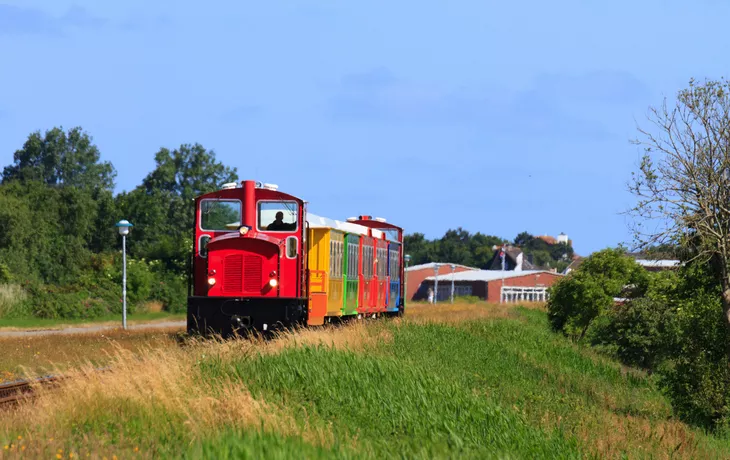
[
  {"x1": 21, "y1": 446, "x2": 26, "y2": 451},
  {"x1": 57, "y1": 455, "x2": 62, "y2": 459},
  {"x1": 17, "y1": 436, "x2": 22, "y2": 440},
  {"x1": 134, "y1": 447, "x2": 139, "y2": 452},
  {"x1": 3, "y1": 445, "x2": 8, "y2": 450}
]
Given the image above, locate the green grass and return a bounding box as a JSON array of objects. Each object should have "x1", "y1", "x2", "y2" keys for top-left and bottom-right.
[
  {"x1": 0, "y1": 311, "x2": 184, "y2": 329},
  {"x1": 2, "y1": 304, "x2": 730, "y2": 458}
]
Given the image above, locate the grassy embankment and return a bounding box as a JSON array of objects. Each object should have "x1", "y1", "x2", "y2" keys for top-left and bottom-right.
[{"x1": 1, "y1": 302, "x2": 729, "y2": 459}]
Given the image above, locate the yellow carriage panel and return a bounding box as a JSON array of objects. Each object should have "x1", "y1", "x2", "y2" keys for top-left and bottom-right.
[{"x1": 307, "y1": 228, "x2": 330, "y2": 293}]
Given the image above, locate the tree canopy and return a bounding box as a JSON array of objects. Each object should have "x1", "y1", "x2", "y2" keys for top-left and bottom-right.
[
  {"x1": 629, "y1": 77, "x2": 730, "y2": 362},
  {"x1": 404, "y1": 228, "x2": 573, "y2": 271},
  {"x1": 2, "y1": 126, "x2": 116, "y2": 191}
]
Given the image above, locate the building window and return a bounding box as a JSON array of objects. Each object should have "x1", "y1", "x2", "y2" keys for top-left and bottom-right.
[{"x1": 258, "y1": 201, "x2": 298, "y2": 232}]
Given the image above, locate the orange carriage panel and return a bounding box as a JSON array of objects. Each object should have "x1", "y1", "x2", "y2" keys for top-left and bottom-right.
[{"x1": 308, "y1": 292, "x2": 327, "y2": 325}]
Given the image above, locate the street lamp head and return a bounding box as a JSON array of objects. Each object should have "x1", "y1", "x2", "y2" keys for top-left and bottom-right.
[
  {"x1": 404, "y1": 254, "x2": 412, "y2": 263},
  {"x1": 115, "y1": 219, "x2": 134, "y2": 236}
]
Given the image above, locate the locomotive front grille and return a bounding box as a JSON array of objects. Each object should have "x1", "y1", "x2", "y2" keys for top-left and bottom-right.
[
  {"x1": 224, "y1": 255, "x2": 243, "y2": 292},
  {"x1": 223, "y1": 254, "x2": 263, "y2": 293},
  {"x1": 243, "y1": 256, "x2": 262, "y2": 292}
]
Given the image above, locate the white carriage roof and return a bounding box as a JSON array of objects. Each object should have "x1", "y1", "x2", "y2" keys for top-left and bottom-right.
[{"x1": 306, "y1": 213, "x2": 388, "y2": 240}]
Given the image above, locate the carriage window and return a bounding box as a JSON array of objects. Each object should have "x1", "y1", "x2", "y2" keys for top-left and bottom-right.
[
  {"x1": 258, "y1": 201, "x2": 298, "y2": 232},
  {"x1": 199, "y1": 235, "x2": 211, "y2": 258},
  {"x1": 286, "y1": 236, "x2": 298, "y2": 258},
  {"x1": 201, "y1": 199, "x2": 241, "y2": 231}
]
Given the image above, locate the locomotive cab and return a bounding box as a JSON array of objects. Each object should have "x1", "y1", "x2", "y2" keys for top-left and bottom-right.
[{"x1": 187, "y1": 180, "x2": 308, "y2": 337}]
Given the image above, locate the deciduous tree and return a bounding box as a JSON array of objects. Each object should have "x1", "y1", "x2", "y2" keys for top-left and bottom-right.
[
  {"x1": 2, "y1": 126, "x2": 115, "y2": 191},
  {"x1": 629, "y1": 77, "x2": 730, "y2": 362}
]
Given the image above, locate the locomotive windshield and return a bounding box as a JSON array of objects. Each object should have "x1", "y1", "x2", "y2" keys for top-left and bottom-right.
[
  {"x1": 201, "y1": 199, "x2": 242, "y2": 231},
  {"x1": 258, "y1": 201, "x2": 298, "y2": 231}
]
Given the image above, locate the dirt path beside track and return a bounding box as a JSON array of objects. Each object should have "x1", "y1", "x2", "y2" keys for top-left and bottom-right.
[{"x1": 0, "y1": 320, "x2": 186, "y2": 338}]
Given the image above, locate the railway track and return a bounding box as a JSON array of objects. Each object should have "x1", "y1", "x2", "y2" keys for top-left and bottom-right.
[
  {"x1": 0, "y1": 374, "x2": 65, "y2": 407},
  {"x1": 0, "y1": 366, "x2": 111, "y2": 408}
]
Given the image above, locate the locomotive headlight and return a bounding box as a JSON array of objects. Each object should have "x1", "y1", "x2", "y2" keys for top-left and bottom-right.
[
  {"x1": 239, "y1": 225, "x2": 251, "y2": 236},
  {"x1": 269, "y1": 279, "x2": 278, "y2": 288},
  {"x1": 208, "y1": 277, "x2": 216, "y2": 286}
]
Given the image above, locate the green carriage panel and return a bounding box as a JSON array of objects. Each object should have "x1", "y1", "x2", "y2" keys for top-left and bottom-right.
[{"x1": 343, "y1": 233, "x2": 360, "y2": 316}]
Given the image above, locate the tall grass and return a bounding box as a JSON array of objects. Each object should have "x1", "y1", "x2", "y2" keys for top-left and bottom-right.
[
  {"x1": 1, "y1": 302, "x2": 729, "y2": 458},
  {"x1": 0, "y1": 284, "x2": 27, "y2": 318}
]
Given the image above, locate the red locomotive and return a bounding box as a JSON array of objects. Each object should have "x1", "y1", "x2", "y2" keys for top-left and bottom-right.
[{"x1": 187, "y1": 180, "x2": 405, "y2": 336}]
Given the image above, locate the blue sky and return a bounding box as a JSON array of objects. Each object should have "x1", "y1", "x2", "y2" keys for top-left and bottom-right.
[{"x1": 1, "y1": 0, "x2": 729, "y2": 256}]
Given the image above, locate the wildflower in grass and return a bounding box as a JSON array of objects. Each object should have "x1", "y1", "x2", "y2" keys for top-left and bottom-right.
[
  {"x1": 56, "y1": 454, "x2": 62, "y2": 459},
  {"x1": 4, "y1": 445, "x2": 8, "y2": 450},
  {"x1": 17, "y1": 435, "x2": 21, "y2": 440}
]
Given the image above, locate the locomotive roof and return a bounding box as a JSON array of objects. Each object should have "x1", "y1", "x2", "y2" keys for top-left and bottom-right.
[{"x1": 306, "y1": 213, "x2": 391, "y2": 240}]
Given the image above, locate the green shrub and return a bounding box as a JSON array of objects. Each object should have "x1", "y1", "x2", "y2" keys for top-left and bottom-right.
[
  {"x1": 656, "y1": 291, "x2": 730, "y2": 429},
  {"x1": 150, "y1": 271, "x2": 187, "y2": 313},
  {"x1": 0, "y1": 284, "x2": 28, "y2": 318},
  {"x1": 547, "y1": 248, "x2": 648, "y2": 341},
  {"x1": 589, "y1": 297, "x2": 679, "y2": 372},
  {"x1": 547, "y1": 271, "x2": 613, "y2": 340},
  {"x1": 0, "y1": 262, "x2": 11, "y2": 283}
]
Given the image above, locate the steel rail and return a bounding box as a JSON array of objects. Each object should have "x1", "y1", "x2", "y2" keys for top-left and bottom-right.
[{"x1": 0, "y1": 374, "x2": 64, "y2": 406}]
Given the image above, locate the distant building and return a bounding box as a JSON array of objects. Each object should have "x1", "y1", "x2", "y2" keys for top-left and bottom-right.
[
  {"x1": 485, "y1": 246, "x2": 537, "y2": 271},
  {"x1": 538, "y1": 232, "x2": 572, "y2": 247},
  {"x1": 562, "y1": 256, "x2": 584, "y2": 275},
  {"x1": 556, "y1": 232, "x2": 570, "y2": 245},
  {"x1": 633, "y1": 259, "x2": 681, "y2": 271},
  {"x1": 536, "y1": 235, "x2": 557, "y2": 245},
  {"x1": 405, "y1": 262, "x2": 480, "y2": 301},
  {"x1": 562, "y1": 253, "x2": 681, "y2": 276},
  {"x1": 420, "y1": 270, "x2": 564, "y2": 303}
]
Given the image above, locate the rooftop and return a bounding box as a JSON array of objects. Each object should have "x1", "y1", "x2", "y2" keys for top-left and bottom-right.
[
  {"x1": 406, "y1": 262, "x2": 480, "y2": 272},
  {"x1": 634, "y1": 259, "x2": 682, "y2": 268},
  {"x1": 425, "y1": 269, "x2": 562, "y2": 282}
]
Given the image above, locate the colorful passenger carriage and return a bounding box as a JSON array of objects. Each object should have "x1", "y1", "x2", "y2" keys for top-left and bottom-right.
[{"x1": 187, "y1": 180, "x2": 405, "y2": 336}]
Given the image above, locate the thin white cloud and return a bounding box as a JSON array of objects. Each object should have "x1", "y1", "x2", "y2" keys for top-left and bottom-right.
[{"x1": 0, "y1": 4, "x2": 106, "y2": 36}]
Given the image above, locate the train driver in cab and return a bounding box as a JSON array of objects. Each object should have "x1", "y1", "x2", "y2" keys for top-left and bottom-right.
[{"x1": 266, "y1": 211, "x2": 296, "y2": 231}]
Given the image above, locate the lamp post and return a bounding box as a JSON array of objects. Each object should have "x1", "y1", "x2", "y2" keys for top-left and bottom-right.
[
  {"x1": 115, "y1": 219, "x2": 134, "y2": 330},
  {"x1": 433, "y1": 263, "x2": 440, "y2": 304},
  {"x1": 450, "y1": 263, "x2": 455, "y2": 304}
]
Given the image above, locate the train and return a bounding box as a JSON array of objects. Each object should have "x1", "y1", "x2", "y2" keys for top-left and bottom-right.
[{"x1": 186, "y1": 179, "x2": 407, "y2": 337}]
